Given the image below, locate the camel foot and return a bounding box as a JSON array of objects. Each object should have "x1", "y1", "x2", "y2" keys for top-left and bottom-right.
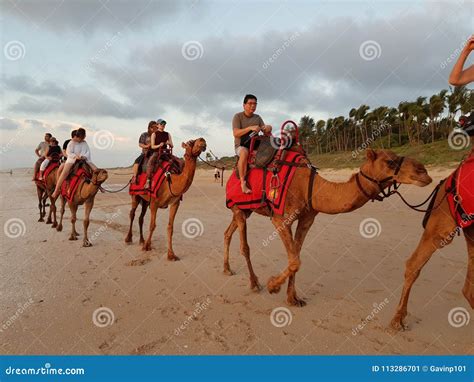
[
  {"x1": 267, "y1": 276, "x2": 282, "y2": 294},
  {"x1": 124, "y1": 234, "x2": 133, "y2": 244},
  {"x1": 73, "y1": 231, "x2": 80, "y2": 236},
  {"x1": 167, "y1": 252, "x2": 180, "y2": 261},
  {"x1": 142, "y1": 241, "x2": 152, "y2": 251},
  {"x1": 69, "y1": 234, "x2": 78, "y2": 241},
  {"x1": 287, "y1": 295, "x2": 307, "y2": 307},
  {"x1": 83, "y1": 239, "x2": 93, "y2": 247},
  {"x1": 139, "y1": 237, "x2": 145, "y2": 245},
  {"x1": 46, "y1": 219, "x2": 52, "y2": 224},
  {"x1": 51, "y1": 222, "x2": 57, "y2": 228},
  {"x1": 390, "y1": 313, "x2": 408, "y2": 331},
  {"x1": 56, "y1": 224, "x2": 63, "y2": 232},
  {"x1": 38, "y1": 218, "x2": 44, "y2": 222},
  {"x1": 223, "y1": 267, "x2": 234, "y2": 276},
  {"x1": 250, "y1": 280, "x2": 262, "y2": 292},
  {"x1": 462, "y1": 284, "x2": 474, "y2": 309}
]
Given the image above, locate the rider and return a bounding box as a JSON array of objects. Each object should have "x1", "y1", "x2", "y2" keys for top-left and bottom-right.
[
  {"x1": 32, "y1": 133, "x2": 52, "y2": 180},
  {"x1": 38, "y1": 138, "x2": 61, "y2": 180},
  {"x1": 146, "y1": 119, "x2": 173, "y2": 189},
  {"x1": 52, "y1": 128, "x2": 97, "y2": 198},
  {"x1": 132, "y1": 121, "x2": 157, "y2": 184},
  {"x1": 449, "y1": 35, "x2": 474, "y2": 154},
  {"x1": 62, "y1": 130, "x2": 77, "y2": 161},
  {"x1": 232, "y1": 94, "x2": 272, "y2": 194}
]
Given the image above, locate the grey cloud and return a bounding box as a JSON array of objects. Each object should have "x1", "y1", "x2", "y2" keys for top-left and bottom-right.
[
  {"x1": 3, "y1": 75, "x2": 66, "y2": 97},
  {"x1": 3, "y1": 0, "x2": 193, "y2": 33},
  {"x1": 0, "y1": 118, "x2": 21, "y2": 130}
]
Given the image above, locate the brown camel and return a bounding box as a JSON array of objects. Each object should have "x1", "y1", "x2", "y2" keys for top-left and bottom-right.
[
  {"x1": 223, "y1": 148, "x2": 432, "y2": 307},
  {"x1": 56, "y1": 167, "x2": 108, "y2": 247},
  {"x1": 34, "y1": 166, "x2": 59, "y2": 227},
  {"x1": 125, "y1": 138, "x2": 207, "y2": 260},
  {"x1": 391, "y1": 148, "x2": 474, "y2": 330}
]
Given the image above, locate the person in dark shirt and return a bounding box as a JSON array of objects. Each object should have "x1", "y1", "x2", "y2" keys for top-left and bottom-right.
[
  {"x1": 38, "y1": 138, "x2": 61, "y2": 180},
  {"x1": 146, "y1": 119, "x2": 173, "y2": 189},
  {"x1": 132, "y1": 121, "x2": 157, "y2": 184}
]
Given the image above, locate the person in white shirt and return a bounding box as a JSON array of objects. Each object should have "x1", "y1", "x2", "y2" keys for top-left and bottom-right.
[{"x1": 52, "y1": 128, "x2": 97, "y2": 198}]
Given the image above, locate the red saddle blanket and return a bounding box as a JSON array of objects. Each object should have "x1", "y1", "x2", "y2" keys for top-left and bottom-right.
[
  {"x1": 35, "y1": 161, "x2": 59, "y2": 182},
  {"x1": 129, "y1": 161, "x2": 171, "y2": 197},
  {"x1": 446, "y1": 155, "x2": 474, "y2": 228},
  {"x1": 61, "y1": 168, "x2": 90, "y2": 201},
  {"x1": 226, "y1": 151, "x2": 305, "y2": 215}
]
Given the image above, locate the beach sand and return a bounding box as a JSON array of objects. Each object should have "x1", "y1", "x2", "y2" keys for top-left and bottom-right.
[{"x1": 1, "y1": 166, "x2": 472, "y2": 355}]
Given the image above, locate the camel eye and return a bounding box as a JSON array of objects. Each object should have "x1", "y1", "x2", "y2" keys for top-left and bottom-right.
[{"x1": 385, "y1": 160, "x2": 397, "y2": 169}]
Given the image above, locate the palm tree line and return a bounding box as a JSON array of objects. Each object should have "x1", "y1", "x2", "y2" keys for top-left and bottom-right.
[{"x1": 298, "y1": 86, "x2": 473, "y2": 155}]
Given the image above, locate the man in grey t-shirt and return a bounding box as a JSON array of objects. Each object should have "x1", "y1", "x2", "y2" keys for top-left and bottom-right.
[
  {"x1": 32, "y1": 132, "x2": 52, "y2": 180},
  {"x1": 232, "y1": 94, "x2": 272, "y2": 194}
]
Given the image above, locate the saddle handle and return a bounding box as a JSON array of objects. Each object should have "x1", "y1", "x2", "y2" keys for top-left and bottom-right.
[{"x1": 280, "y1": 120, "x2": 299, "y2": 146}]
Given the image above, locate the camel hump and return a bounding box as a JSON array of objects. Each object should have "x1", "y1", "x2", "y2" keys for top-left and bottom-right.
[{"x1": 69, "y1": 160, "x2": 92, "y2": 180}]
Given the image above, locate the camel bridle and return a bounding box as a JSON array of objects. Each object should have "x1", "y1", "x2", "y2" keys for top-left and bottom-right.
[{"x1": 355, "y1": 156, "x2": 405, "y2": 202}]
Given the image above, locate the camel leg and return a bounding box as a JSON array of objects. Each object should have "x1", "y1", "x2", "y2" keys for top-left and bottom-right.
[
  {"x1": 234, "y1": 209, "x2": 261, "y2": 291},
  {"x1": 462, "y1": 225, "x2": 474, "y2": 308},
  {"x1": 57, "y1": 196, "x2": 66, "y2": 232},
  {"x1": 37, "y1": 188, "x2": 45, "y2": 222},
  {"x1": 142, "y1": 199, "x2": 157, "y2": 251},
  {"x1": 267, "y1": 216, "x2": 298, "y2": 297},
  {"x1": 125, "y1": 196, "x2": 139, "y2": 244},
  {"x1": 286, "y1": 212, "x2": 316, "y2": 306},
  {"x1": 390, "y1": 197, "x2": 457, "y2": 330},
  {"x1": 223, "y1": 216, "x2": 238, "y2": 276},
  {"x1": 82, "y1": 199, "x2": 94, "y2": 247},
  {"x1": 69, "y1": 203, "x2": 79, "y2": 241},
  {"x1": 166, "y1": 200, "x2": 180, "y2": 261},
  {"x1": 138, "y1": 199, "x2": 149, "y2": 245}
]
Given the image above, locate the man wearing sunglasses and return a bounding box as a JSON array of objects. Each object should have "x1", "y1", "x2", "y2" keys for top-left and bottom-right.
[{"x1": 232, "y1": 94, "x2": 272, "y2": 194}]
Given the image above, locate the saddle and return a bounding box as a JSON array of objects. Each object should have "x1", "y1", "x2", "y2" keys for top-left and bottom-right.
[
  {"x1": 61, "y1": 162, "x2": 92, "y2": 201},
  {"x1": 445, "y1": 155, "x2": 474, "y2": 229}
]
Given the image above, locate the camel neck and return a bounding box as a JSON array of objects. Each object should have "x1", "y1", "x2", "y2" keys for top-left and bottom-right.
[
  {"x1": 311, "y1": 170, "x2": 381, "y2": 214},
  {"x1": 169, "y1": 154, "x2": 197, "y2": 195}
]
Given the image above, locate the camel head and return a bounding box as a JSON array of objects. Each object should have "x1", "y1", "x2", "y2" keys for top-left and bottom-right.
[
  {"x1": 362, "y1": 149, "x2": 432, "y2": 188},
  {"x1": 181, "y1": 138, "x2": 207, "y2": 158},
  {"x1": 91, "y1": 169, "x2": 108, "y2": 185}
]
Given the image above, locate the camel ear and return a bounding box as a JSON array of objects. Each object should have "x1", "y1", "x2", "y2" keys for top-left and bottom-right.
[
  {"x1": 181, "y1": 142, "x2": 186, "y2": 149},
  {"x1": 366, "y1": 148, "x2": 377, "y2": 162}
]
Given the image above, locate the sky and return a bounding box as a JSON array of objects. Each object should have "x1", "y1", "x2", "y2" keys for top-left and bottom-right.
[{"x1": 1, "y1": 0, "x2": 473, "y2": 169}]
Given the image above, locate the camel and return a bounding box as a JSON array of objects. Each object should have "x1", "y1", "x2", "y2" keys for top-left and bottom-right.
[
  {"x1": 34, "y1": 166, "x2": 59, "y2": 227},
  {"x1": 56, "y1": 166, "x2": 108, "y2": 247},
  {"x1": 124, "y1": 138, "x2": 207, "y2": 261},
  {"x1": 223, "y1": 148, "x2": 433, "y2": 307},
  {"x1": 391, "y1": 146, "x2": 474, "y2": 331}
]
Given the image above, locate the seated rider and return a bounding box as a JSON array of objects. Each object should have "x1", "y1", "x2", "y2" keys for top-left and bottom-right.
[
  {"x1": 132, "y1": 121, "x2": 157, "y2": 184},
  {"x1": 146, "y1": 119, "x2": 173, "y2": 189},
  {"x1": 232, "y1": 94, "x2": 272, "y2": 194},
  {"x1": 62, "y1": 129, "x2": 77, "y2": 162},
  {"x1": 38, "y1": 138, "x2": 61, "y2": 180},
  {"x1": 449, "y1": 34, "x2": 474, "y2": 155},
  {"x1": 52, "y1": 128, "x2": 97, "y2": 198},
  {"x1": 32, "y1": 133, "x2": 52, "y2": 180}
]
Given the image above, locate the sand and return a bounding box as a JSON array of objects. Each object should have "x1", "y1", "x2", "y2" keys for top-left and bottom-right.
[{"x1": 0, "y1": 166, "x2": 472, "y2": 355}]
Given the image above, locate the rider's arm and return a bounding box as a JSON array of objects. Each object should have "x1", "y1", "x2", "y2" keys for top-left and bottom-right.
[
  {"x1": 138, "y1": 133, "x2": 149, "y2": 150},
  {"x1": 66, "y1": 141, "x2": 77, "y2": 161},
  {"x1": 232, "y1": 114, "x2": 259, "y2": 138},
  {"x1": 81, "y1": 141, "x2": 92, "y2": 161},
  {"x1": 167, "y1": 134, "x2": 173, "y2": 148},
  {"x1": 150, "y1": 132, "x2": 159, "y2": 149},
  {"x1": 449, "y1": 35, "x2": 474, "y2": 86}
]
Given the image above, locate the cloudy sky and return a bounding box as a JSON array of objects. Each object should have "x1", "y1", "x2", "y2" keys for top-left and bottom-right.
[{"x1": 1, "y1": 0, "x2": 472, "y2": 169}]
